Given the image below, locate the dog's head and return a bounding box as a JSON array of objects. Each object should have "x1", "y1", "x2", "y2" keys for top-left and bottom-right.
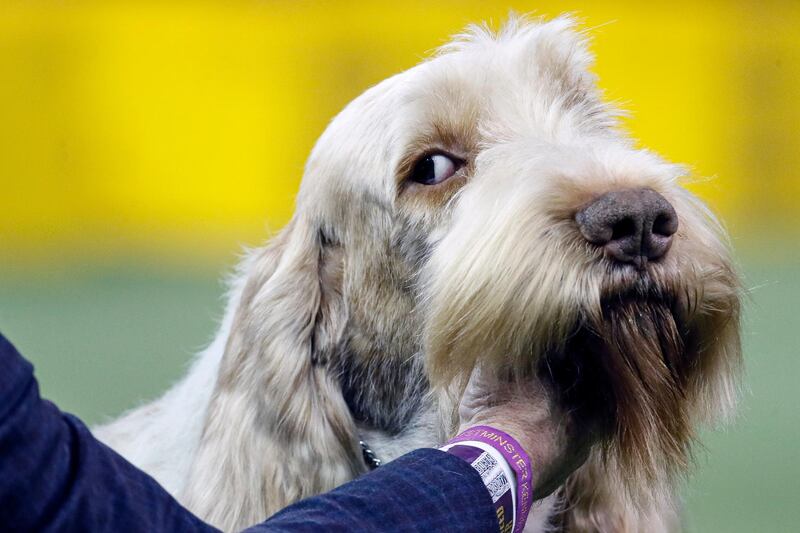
[{"x1": 196, "y1": 15, "x2": 741, "y2": 527}]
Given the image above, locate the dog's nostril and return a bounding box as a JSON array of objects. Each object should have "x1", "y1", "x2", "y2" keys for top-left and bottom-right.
[
  {"x1": 610, "y1": 217, "x2": 637, "y2": 241},
  {"x1": 652, "y1": 212, "x2": 678, "y2": 238},
  {"x1": 576, "y1": 188, "x2": 678, "y2": 268}
]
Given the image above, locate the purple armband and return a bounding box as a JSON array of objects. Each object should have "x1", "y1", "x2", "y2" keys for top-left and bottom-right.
[
  {"x1": 445, "y1": 426, "x2": 533, "y2": 533},
  {"x1": 444, "y1": 443, "x2": 515, "y2": 533}
]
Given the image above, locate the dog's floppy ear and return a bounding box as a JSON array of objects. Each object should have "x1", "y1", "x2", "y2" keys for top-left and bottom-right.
[{"x1": 182, "y1": 216, "x2": 362, "y2": 530}]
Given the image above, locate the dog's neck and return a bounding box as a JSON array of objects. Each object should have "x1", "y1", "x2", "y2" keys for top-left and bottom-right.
[
  {"x1": 334, "y1": 345, "x2": 429, "y2": 434},
  {"x1": 332, "y1": 334, "x2": 438, "y2": 465},
  {"x1": 355, "y1": 403, "x2": 440, "y2": 464},
  {"x1": 330, "y1": 228, "x2": 438, "y2": 449}
]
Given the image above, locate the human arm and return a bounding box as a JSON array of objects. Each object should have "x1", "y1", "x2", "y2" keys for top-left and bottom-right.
[
  {"x1": 0, "y1": 334, "x2": 218, "y2": 532},
  {"x1": 0, "y1": 335, "x2": 495, "y2": 532},
  {"x1": 0, "y1": 332, "x2": 589, "y2": 532}
]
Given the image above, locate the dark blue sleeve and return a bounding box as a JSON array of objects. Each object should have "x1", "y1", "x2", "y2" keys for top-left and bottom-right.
[
  {"x1": 248, "y1": 448, "x2": 499, "y2": 533},
  {"x1": 0, "y1": 333, "x2": 218, "y2": 532},
  {"x1": 0, "y1": 332, "x2": 498, "y2": 532}
]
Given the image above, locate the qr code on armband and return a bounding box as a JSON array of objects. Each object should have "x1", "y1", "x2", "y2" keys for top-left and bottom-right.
[
  {"x1": 486, "y1": 472, "x2": 510, "y2": 502},
  {"x1": 471, "y1": 452, "x2": 498, "y2": 477}
]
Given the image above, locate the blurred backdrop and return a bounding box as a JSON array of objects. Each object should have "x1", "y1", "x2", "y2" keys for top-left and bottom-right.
[{"x1": 1, "y1": 1, "x2": 798, "y2": 531}]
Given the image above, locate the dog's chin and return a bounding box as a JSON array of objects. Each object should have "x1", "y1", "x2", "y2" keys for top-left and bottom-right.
[{"x1": 541, "y1": 274, "x2": 693, "y2": 485}]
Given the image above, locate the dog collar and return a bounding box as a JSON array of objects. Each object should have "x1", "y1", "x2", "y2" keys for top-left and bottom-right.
[{"x1": 359, "y1": 439, "x2": 382, "y2": 470}]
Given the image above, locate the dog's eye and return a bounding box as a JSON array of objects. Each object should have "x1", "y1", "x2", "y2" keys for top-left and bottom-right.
[{"x1": 410, "y1": 153, "x2": 461, "y2": 185}]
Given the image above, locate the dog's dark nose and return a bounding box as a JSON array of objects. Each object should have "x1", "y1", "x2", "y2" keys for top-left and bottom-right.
[{"x1": 575, "y1": 188, "x2": 678, "y2": 269}]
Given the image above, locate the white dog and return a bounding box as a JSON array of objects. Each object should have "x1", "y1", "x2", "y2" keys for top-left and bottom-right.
[{"x1": 95, "y1": 15, "x2": 741, "y2": 532}]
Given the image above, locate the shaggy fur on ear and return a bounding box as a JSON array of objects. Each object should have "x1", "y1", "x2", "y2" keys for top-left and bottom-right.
[{"x1": 180, "y1": 218, "x2": 365, "y2": 529}]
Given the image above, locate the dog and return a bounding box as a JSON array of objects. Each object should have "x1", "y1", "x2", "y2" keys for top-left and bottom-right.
[{"x1": 95, "y1": 15, "x2": 742, "y2": 532}]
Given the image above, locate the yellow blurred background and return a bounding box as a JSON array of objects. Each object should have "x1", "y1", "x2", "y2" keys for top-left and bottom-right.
[
  {"x1": 1, "y1": 2, "x2": 798, "y2": 531},
  {"x1": 2, "y1": 0, "x2": 798, "y2": 269}
]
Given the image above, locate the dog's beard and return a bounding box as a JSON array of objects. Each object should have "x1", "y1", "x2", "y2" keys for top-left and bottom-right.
[{"x1": 544, "y1": 293, "x2": 692, "y2": 486}]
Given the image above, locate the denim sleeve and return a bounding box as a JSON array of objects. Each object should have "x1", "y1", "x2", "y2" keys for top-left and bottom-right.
[
  {"x1": 0, "y1": 333, "x2": 217, "y2": 532},
  {"x1": 247, "y1": 448, "x2": 499, "y2": 533},
  {"x1": 0, "y1": 332, "x2": 498, "y2": 532}
]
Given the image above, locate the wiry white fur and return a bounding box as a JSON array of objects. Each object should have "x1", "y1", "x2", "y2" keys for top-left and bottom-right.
[{"x1": 94, "y1": 15, "x2": 740, "y2": 532}]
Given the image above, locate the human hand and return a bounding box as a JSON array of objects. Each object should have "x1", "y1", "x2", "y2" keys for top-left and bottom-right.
[{"x1": 456, "y1": 365, "x2": 595, "y2": 500}]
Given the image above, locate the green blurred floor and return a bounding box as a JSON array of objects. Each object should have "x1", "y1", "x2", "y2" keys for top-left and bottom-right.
[{"x1": 1, "y1": 259, "x2": 798, "y2": 532}]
